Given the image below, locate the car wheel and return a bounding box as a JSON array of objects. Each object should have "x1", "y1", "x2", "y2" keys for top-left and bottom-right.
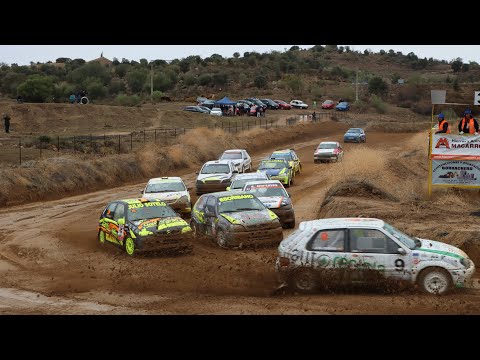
[
  {"x1": 418, "y1": 267, "x2": 452, "y2": 295},
  {"x1": 290, "y1": 268, "x2": 317, "y2": 294},
  {"x1": 98, "y1": 230, "x2": 106, "y2": 246},
  {"x1": 216, "y1": 229, "x2": 228, "y2": 248},
  {"x1": 286, "y1": 219, "x2": 295, "y2": 229},
  {"x1": 124, "y1": 237, "x2": 135, "y2": 256}
]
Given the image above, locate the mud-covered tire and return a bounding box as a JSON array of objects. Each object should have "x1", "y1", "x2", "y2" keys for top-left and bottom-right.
[
  {"x1": 289, "y1": 268, "x2": 317, "y2": 294},
  {"x1": 418, "y1": 267, "x2": 452, "y2": 295},
  {"x1": 124, "y1": 237, "x2": 135, "y2": 256},
  {"x1": 216, "y1": 229, "x2": 228, "y2": 248},
  {"x1": 98, "y1": 230, "x2": 106, "y2": 246}
]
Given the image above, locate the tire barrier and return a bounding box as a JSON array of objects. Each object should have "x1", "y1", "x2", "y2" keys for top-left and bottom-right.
[{"x1": 80, "y1": 97, "x2": 89, "y2": 104}]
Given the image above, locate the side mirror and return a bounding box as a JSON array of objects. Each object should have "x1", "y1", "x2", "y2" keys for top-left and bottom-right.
[
  {"x1": 118, "y1": 218, "x2": 125, "y2": 225},
  {"x1": 226, "y1": 187, "x2": 231, "y2": 191},
  {"x1": 287, "y1": 192, "x2": 291, "y2": 198},
  {"x1": 398, "y1": 248, "x2": 406, "y2": 255}
]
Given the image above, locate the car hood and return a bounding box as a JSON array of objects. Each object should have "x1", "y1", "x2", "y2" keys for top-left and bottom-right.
[
  {"x1": 143, "y1": 191, "x2": 187, "y2": 201},
  {"x1": 315, "y1": 148, "x2": 335, "y2": 154},
  {"x1": 258, "y1": 169, "x2": 281, "y2": 176},
  {"x1": 130, "y1": 216, "x2": 191, "y2": 235},
  {"x1": 197, "y1": 173, "x2": 231, "y2": 182},
  {"x1": 416, "y1": 238, "x2": 468, "y2": 260},
  {"x1": 257, "y1": 196, "x2": 287, "y2": 209},
  {"x1": 220, "y1": 209, "x2": 277, "y2": 225}
]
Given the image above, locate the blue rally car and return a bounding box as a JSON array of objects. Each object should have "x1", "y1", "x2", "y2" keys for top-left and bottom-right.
[
  {"x1": 257, "y1": 159, "x2": 294, "y2": 187},
  {"x1": 343, "y1": 128, "x2": 366, "y2": 143},
  {"x1": 336, "y1": 101, "x2": 350, "y2": 111}
]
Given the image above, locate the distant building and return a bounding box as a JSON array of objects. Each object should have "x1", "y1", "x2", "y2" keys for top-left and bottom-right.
[{"x1": 89, "y1": 53, "x2": 113, "y2": 66}]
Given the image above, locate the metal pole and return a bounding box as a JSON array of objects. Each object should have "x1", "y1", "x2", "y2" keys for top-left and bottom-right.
[
  {"x1": 19, "y1": 138, "x2": 22, "y2": 165},
  {"x1": 118, "y1": 135, "x2": 121, "y2": 153},
  {"x1": 150, "y1": 63, "x2": 154, "y2": 103},
  {"x1": 356, "y1": 70, "x2": 359, "y2": 102},
  {"x1": 184, "y1": 128, "x2": 186, "y2": 135},
  {"x1": 40, "y1": 146, "x2": 42, "y2": 159},
  {"x1": 174, "y1": 128, "x2": 177, "y2": 137},
  {"x1": 428, "y1": 130, "x2": 433, "y2": 197},
  {"x1": 57, "y1": 135, "x2": 60, "y2": 152},
  {"x1": 130, "y1": 133, "x2": 133, "y2": 151},
  {"x1": 154, "y1": 129, "x2": 157, "y2": 144},
  {"x1": 143, "y1": 129, "x2": 146, "y2": 143},
  {"x1": 73, "y1": 136, "x2": 75, "y2": 153},
  {"x1": 90, "y1": 134, "x2": 92, "y2": 152}
]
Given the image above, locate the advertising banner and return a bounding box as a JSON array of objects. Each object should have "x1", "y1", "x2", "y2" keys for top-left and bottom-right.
[
  {"x1": 431, "y1": 160, "x2": 480, "y2": 186},
  {"x1": 431, "y1": 134, "x2": 480, "y2": 160}
]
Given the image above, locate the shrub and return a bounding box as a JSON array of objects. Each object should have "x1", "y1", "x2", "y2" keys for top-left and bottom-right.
[
  {"x1": 126, "y1": 69, "x2": 148, "y2": 93},
  {"x1": 85, "y1": 78, "x2": 107, "y2": 99},
  {"x1": 368, "y1": 76, "x2": 388, "y2": 96},
  {"x1": 152, "y1": 91, "x2": 165, "y2": 103},
  {"x1": 353, "y1": 100, "x2": 369, "y2": 113},
  {"x1": 370, "y1": 95, "x2": 387, "y2": 114},
  {"x1": 311, "y1": 85, "x2": 322, "y2": 99},
  {"x1": 183, "y1": 74, "x2": 196, "y2": 86},
  {"x1": 17, "y1": 75, "x2": 55, "y2": 102},
  {"x1": 198, "y1": 73, "x2": 212, "y2": 86},
  {"x1": 411, "y1": 101, "x2": 431, "y2": 115},
  {"x1": 109, "y1": 78, "x2": 126, "y2": 94},
  {"x1": 115, "y1": 94, "x2": 142, "y2": 106},
  {"x1": 285, "y1": 75, "x2": 304, "y2": 95}
]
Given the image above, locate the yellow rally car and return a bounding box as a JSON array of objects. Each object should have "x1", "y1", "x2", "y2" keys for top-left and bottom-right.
[
  {"x1": 98, "y1": 198, "x2": 192, "y2": 256},
  {"x1": 270, "y1": 149, "x2": 302, "y2": 175}
]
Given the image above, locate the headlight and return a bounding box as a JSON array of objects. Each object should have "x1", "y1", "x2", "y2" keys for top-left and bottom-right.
[
  {"x1": 460, "y1": 258, "x2": 471, "y2": 268},
  {"x1": 280, "y1": 201, "x2": 291, "y2": 208},
  {"x1": 178, "y1": 195, "x2": 189, "y2": 203},
  {"x1": 196, "y1": 180, "x2": 203, "y2": 185}
]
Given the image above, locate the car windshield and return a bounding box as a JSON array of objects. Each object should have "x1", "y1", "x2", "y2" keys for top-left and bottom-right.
[
  {"x1": 275, "y1": 100, "x2": 286, "y2": 104},
  {"x1": 259, "y1": 161, "x2": 285, "y2": 170},
  {"x1": 218, "y1": 196, "x2": 266, "y2": 213},
  {"x1": 383, "y1": 223, "x2": 416, "y2": 250},
  {"x1": 231, "y1": 177, "x2": 266, "y2": 189},
  {"x1": 347, "y1": 128, "x2": 361, "y2": 133},
  {"x1": 221, "y1": 152, "x2": 242, "y2": 160},
  {"x1": 339, "y1": 102, "x2": 348, "y2": 106},
  {"x1": 324, "y1": 100, "x2": 334, "y2": 104},
  {"x1": 201, "y1": 164, "x2": 230, "y2": 174},
  {"x1": 145, "y1": 181, "x2": 185, "y2": 193},
  {"x1": 244, "y1": 184, "x2": 287, "y2": 197},
  {"x1": 271, "y1": 153, "x2": 293, "y2": 161},
  {"x1": 318, "y1": 143, "x2": 337, "y2": 149},
  {"x1": 128, "y1": 203, "x2": 177, "y2": 221}
]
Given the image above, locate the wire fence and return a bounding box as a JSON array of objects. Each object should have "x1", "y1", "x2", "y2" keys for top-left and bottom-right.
[{"x1": 0, "y1": 112, "x2": 351, "y2": 166}]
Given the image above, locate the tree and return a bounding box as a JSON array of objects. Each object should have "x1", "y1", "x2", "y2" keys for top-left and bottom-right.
[
  {"x1": 84, "y1": 78, "x2": 107, "y2": 99},
  {"x1": 233, "y1": 52, "x2": 240, "y2": 58},
  {"x1": 368, "y1": 76, "x2": 388, "y2": 96},
  {"x1": 451, "y1": 59, "x2": 463, "y2": 73},
  {"x1": 55, "y1": 57, "x2": 71, "y2": 63},
  {"x1": 285, "y1": 75, "x2": 303, "y2": 95},
  {"x1": 462, "y1": 63, "x2": 470, "y2": 72},
  {"x1": 17, "y1": 75, "x2": 55, "y2": 102},
  {"x1": 126, "y1": 69, "x2": 148, "y2": 93},
  {"x1": 289, "y1": 45, "x2": 300, "y2": 51},
  {"x1": 139, "y1": 58, "x2": 148, "y2": 67},
  {"x1": 379, "y1": 49, "x2": 386, "y2": 55},
  {"x1": 254, "y1": 75, "x2": 267, "y2": 89},
  {"x1": 453, "y1": 78, "x2": 460, "y2": 91}
]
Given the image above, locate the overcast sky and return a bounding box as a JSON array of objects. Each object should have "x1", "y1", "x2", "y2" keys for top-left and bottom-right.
[{"x1": 0, "y1": 45, "x2": 479, "y2": 65}]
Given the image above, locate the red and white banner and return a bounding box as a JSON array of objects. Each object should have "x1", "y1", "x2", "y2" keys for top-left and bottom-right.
[
  {"x1": 432, "y1": 160, "x2": 480, "y2": 187},
  {"x1": 431, "y1": 134, "x2": 480, "y2": 160}
]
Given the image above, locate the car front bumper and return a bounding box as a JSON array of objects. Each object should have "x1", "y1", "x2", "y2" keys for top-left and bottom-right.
[
  {"x1": 451, "y1": 261, "x2": 476, "y2": 288},
  {"x1": 270, "y1": 207, "x2": 295, "y2": 226},
  {"x1": 314, "y1": 154, "x2": 338, "y2": 161},
  {"x1": 196, "y1": 182, "x2": 230, "y2": 194},
  {"x1": 134, "y1": 232, "x2": 192, "y2": 252},
  {"x1": 223, "y1": 226, "x2": 283, "y2": 248},
  {"x1": 269, "y1": 175, "x2": 290, "y2": 185}
]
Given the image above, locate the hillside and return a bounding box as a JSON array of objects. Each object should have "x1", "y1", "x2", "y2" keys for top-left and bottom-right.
[{"x1": 1, "y1": 46, "x2": 480, "y2": 115}]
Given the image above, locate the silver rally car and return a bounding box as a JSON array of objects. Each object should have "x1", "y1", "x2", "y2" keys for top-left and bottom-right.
[
  {"x1": 276, "y1": 218, "x2": 475, "y2": 294},
  {"x1": 242, "y1": 180, "x2": 295, "y2": 228},
  {"x1": 195, "y1": 160, "x2": 238, "y2": 195},
  {"x1": 142, "y1": 177, "x2": 192, "y2": 217}
]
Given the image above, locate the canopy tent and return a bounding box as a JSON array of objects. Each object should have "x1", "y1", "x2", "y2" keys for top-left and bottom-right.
[{"x1": 214, "y1": 96, "x2": 237, "y2": 106}]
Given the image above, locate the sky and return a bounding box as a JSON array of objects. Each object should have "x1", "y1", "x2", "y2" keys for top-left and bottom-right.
[{"x1": 0, "y1": 45, "x2": 479, "y2": 66}]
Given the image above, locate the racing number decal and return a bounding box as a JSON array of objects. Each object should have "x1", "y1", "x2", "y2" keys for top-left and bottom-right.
[{"x1": 395, "y1": 259, "x2": 405, "y2": 272}]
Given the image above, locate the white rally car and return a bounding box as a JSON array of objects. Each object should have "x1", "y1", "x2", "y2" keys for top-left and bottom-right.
[
  {"x1": 142, "y1": 177, "x2": 192, "y2": 217},
  {"x1": 276, "y1": 218, "x2": 475, "y2": 295},
  {"x1": 219, "y1": 149, "x2": 252, "y2": 173}
]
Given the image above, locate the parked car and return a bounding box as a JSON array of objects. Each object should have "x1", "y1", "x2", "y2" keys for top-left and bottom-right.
[
  {"x1": 98, "y1": 198, "x2": 192, "y2": 256},
  {"x1": 219, "y1": 149, "x2": 252, "y2": 173},
  {"x1": 190, "y1": 191, "x2": 283, "y2": 248},
  {"x1": 274, "y1": 100, "x2": 292, "y2": 110},
  {"x1": 199, "y1": 100, "x2": 216, "y2": 109},
  {"x1": 245, "y1": 98, "x2": 268, "y2": 110},
  {"x1": 336, "y1": 101, "x2": 350, "y2": 111},
  {"x1": 198, "y1": 106, "x2": 212, "y2": 114},
  {"x1": 195, "y1": 160, "x2": 238, "y2": 195},
  {"x1": 343, "y1": 128, "x2": 366, "y2": 143},
  {"x1": 321, "y1": 100, "x2": 336, "y2": 109},
  {"x1": 290, "y1": 100, "x2": 308, "y2": 109},
  {"x1": 276, "y1": 217, "x2": 475, "y2": 294},
  {"x1": 142, "y1": 177, "x2": 192, "y2": 218},
  {"x1": 260, "y1": 99, "x2": 280, "y2": 110},
  {"x1": 184, "y1": 106, "x2": 210, "y2": 114},
  {"x1": 314, "y1": 141, "x2": 344, "y2": 163},
  {"x1": 242, "y1": 180, "x2": 295, "y2": 228},
  {"x1": 226, "y1": 172, "x2": 270, "y2": 191},
  {"x1": 210, "y1": 107, "x2": 223, "y2": 116}
]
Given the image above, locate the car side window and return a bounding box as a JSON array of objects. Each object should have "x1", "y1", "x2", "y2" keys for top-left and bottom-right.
[
  {"x1": 105, "y1": 202, "x2": 117, "y2": 219},
  {"x1": 349, "y1": 229, "x2": 398, "y2": 254},
  {"x1": 206, "y1": 196, "x2": 216, "y2": 213},
  {"x1": 307, "y1": 229, "x2": 345, "y2": 252},
  {"x1": 113, "y1": 203, "x2": 125, "y2": 222},
  {"x1": 195, "y1": 196, "x2": 208, "y2": 211}
]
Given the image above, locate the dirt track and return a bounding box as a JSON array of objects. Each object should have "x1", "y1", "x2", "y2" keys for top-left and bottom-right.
[{"x1": 1, "y1": 121, "x2": 480, "y2": 314}]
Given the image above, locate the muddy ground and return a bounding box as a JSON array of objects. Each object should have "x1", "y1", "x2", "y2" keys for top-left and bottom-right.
[{"x1": 1, "y1": 121, "x2": 480, "y2": 314}]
